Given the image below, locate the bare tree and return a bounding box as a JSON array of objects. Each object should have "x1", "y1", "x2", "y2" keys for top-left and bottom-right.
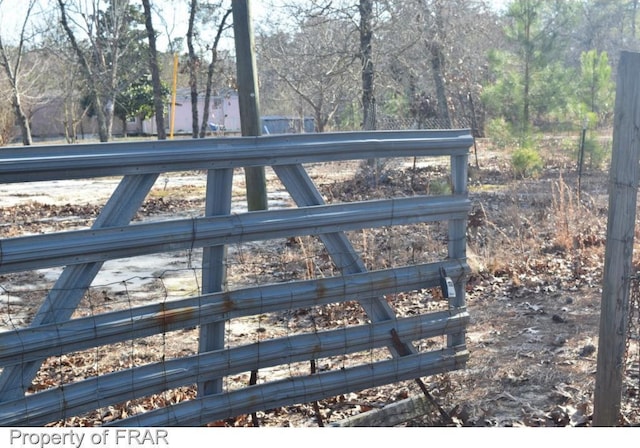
[
  {"x1": 258, "y1": 11, "x2": 359, "y2": 131},
  {"x1": 141, "y1": 0, "x2": 166, "y2": 140},
  {"x1": 359, "y1": 0, "x2": 375, "y2": 130},
  {"x1": 199, "y1": 6, "x2": 232, "y2": 138},
  {"x1": 373, "y1": 0, "x2": 500, "y2": 130},
  {"x1": 423, "y1": 0, "x2": 451, "y2": 128},
  {"x1": 0, "y1": 0, "x2": 38, "y2": 145},
  {"x1": 186, "y1": 0, "x2": 200, "y2": 138},
  {"x1": 286, "y1": 0, "x2": 380, "y2": 131},
  {"x1": 389, "y1": 0, "x2": 468, "y2": 129},
  {"x1": 0, "y1": 69, "x2": 14, "y2": 144},
  {"x1": 185, "y1": 0, "x2": 232, "y2": 138},
  {"x1": 56, "y1": 0, "x2": 144, "y2": 142},
  {"x1": 574, "y1": 0, "x2": 640, "y2": 71}
]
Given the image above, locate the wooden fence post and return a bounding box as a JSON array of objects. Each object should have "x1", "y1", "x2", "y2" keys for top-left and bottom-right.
[{"x1": 593, "y1": 50, "x2": 640, "y2": 426}]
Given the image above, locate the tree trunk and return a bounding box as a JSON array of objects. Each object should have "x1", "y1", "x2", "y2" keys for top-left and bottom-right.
[
  {"x1": 0, "y1": 1, "x2": 36, "y2": 146},
  {"x1": 105, "y1": 94, "x2": 115, "y2": 140},
  {"x1": 200, "y1": 52, "x2": 215, "y2": 138},
  {"x1": 11, "y1": 92, "x2": 32, "y2": 146},
  {"x1": 94, "y1": 94, "x2": 110, "y2": 142},
  {"x1": 200, "y1": 8, "x2": 232, "y2": 138},
  {"x1": 142, "y1": 0, "x2": 167, "y2": 140},
  {"x1": 359, "y1": 0, "x2": 375, "y2": 131},
  {"x1": 187, "y1": 0, "x2": 199, "y2": 138},
  {"x1": 314, "y1": 107, "x2": 326, "y2": 133},
  {"x1": 57, "y1": 0, "x2": 111, "y2": 142},
  {"x1": 521, "y1": 0, "x2": 532, "y2": 137},
  {"x1": 428, "y1": 0, "x2": 451, "y2": 129},
  {"x1": 430, "y1": 41, "x2": 451, "y2": 128},
  {"x1": 633, "y1": 0, "x2": 638, "y2": 38},
  {"x1": 523, "y1": 31, "x2": 531, "y2": 135}
]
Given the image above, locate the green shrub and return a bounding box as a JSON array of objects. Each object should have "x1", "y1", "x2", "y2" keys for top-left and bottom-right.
[
  {"x1": 512, "y1": 147, "x2": 543, "y2": 178},
  {"x1": 427, "y1": 179, "x2": 452, "y2": 195},
  {"x1": 485, "y1": 117, "x2": 517, "y2": 150},
  {"x1": 581, "y1": 136, "x2": 609, "y2": 170}
]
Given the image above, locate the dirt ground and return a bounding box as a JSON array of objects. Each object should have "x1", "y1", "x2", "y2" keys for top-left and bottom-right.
[{"x1": 1, "y1": 138, "x2": 639, "y2": 427}]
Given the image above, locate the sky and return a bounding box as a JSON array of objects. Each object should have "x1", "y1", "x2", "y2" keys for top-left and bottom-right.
[
  {"x1": 0, "y1": 0, "x2": 511, "y2": 51},
  {"x1": 160, "y1": 0, "x2": 511, "y2": 52}
]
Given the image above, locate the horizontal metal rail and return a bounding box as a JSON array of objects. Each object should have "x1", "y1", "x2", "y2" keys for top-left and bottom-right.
[
  {"x1": 106, "y1": 347, "x2": 469, "y2": 427},
  {"x1": 0, "y1": 260, "x2": 468, "y2": 367},
  {"x1": 0, "y1": 195, "x2": 469, "y2": 274},
  {"x1": 0, "y1": 130, "x2": 473, "y2": 183},
  {"x1": 0, "y1": 129, "x2": 472, "y2": 425},
  {"x1": 0, "y1": 309, "x2": 468, "y2": 426}
]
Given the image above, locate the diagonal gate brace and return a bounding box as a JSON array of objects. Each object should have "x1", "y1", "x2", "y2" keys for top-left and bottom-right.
[
  {"x1": 0, "y1": 174, "x2": 159, "y2": 402},
  {"x1": 274, "y1": 164, "x2": 419, "y2": 357},
  {"x1": 275, "y1": 164, "x2": 457, "y2": 422}
]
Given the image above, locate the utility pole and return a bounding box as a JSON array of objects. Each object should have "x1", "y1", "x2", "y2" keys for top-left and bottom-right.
[{"x1": 233, "y1": 0, "x2": 268, "y2": 211}]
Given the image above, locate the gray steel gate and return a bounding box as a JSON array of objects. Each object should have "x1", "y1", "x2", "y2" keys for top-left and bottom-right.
[{"x1": 0, "y1": 130, "x2": 472, "y2": 426}]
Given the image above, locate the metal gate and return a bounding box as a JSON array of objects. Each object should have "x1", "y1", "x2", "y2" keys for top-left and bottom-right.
[{"x1": 0, "y1": 130, "x2": 472, "y2": 426}]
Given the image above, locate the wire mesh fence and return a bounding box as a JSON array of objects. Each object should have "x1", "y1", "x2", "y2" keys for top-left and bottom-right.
[
  {"x1": 624, "y1": 274, "x2": 640, "y2": 424},
  {"x1": 0, "y1": 132, "x2": 472, "y2": 426}
]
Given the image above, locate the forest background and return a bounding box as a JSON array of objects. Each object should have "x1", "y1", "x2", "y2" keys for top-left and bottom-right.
[{"x1": 0, "y1": 0, "x2": 635, "y2": 174}]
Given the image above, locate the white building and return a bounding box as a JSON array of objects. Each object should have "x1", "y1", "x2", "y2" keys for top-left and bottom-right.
[{"x1": 168, "y1": 89, "x2": 241, "y2": 135}]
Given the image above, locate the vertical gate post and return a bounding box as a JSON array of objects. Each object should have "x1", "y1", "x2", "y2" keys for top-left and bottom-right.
[
  {"x1": 448, "y1": 153, "x2": 468, "y2": 348},
  {"x1": 593, "y1": 50, "x2": 640, "y2": 426},
  {"x1": 199, "y1": 168, "x2": 234, "y2": 396}
]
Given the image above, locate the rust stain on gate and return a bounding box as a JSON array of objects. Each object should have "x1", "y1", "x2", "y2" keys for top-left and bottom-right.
[{"x1": 0, "y1": 130, "x2": 473, "y2": 426}]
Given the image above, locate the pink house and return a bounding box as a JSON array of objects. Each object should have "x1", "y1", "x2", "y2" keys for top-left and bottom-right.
[
  {"x1": 168, "y1": 89, "x2": 241, "y2": 135},
  {"x1": 22, "y1": 89, "x2": 242, "y2": 141}
]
